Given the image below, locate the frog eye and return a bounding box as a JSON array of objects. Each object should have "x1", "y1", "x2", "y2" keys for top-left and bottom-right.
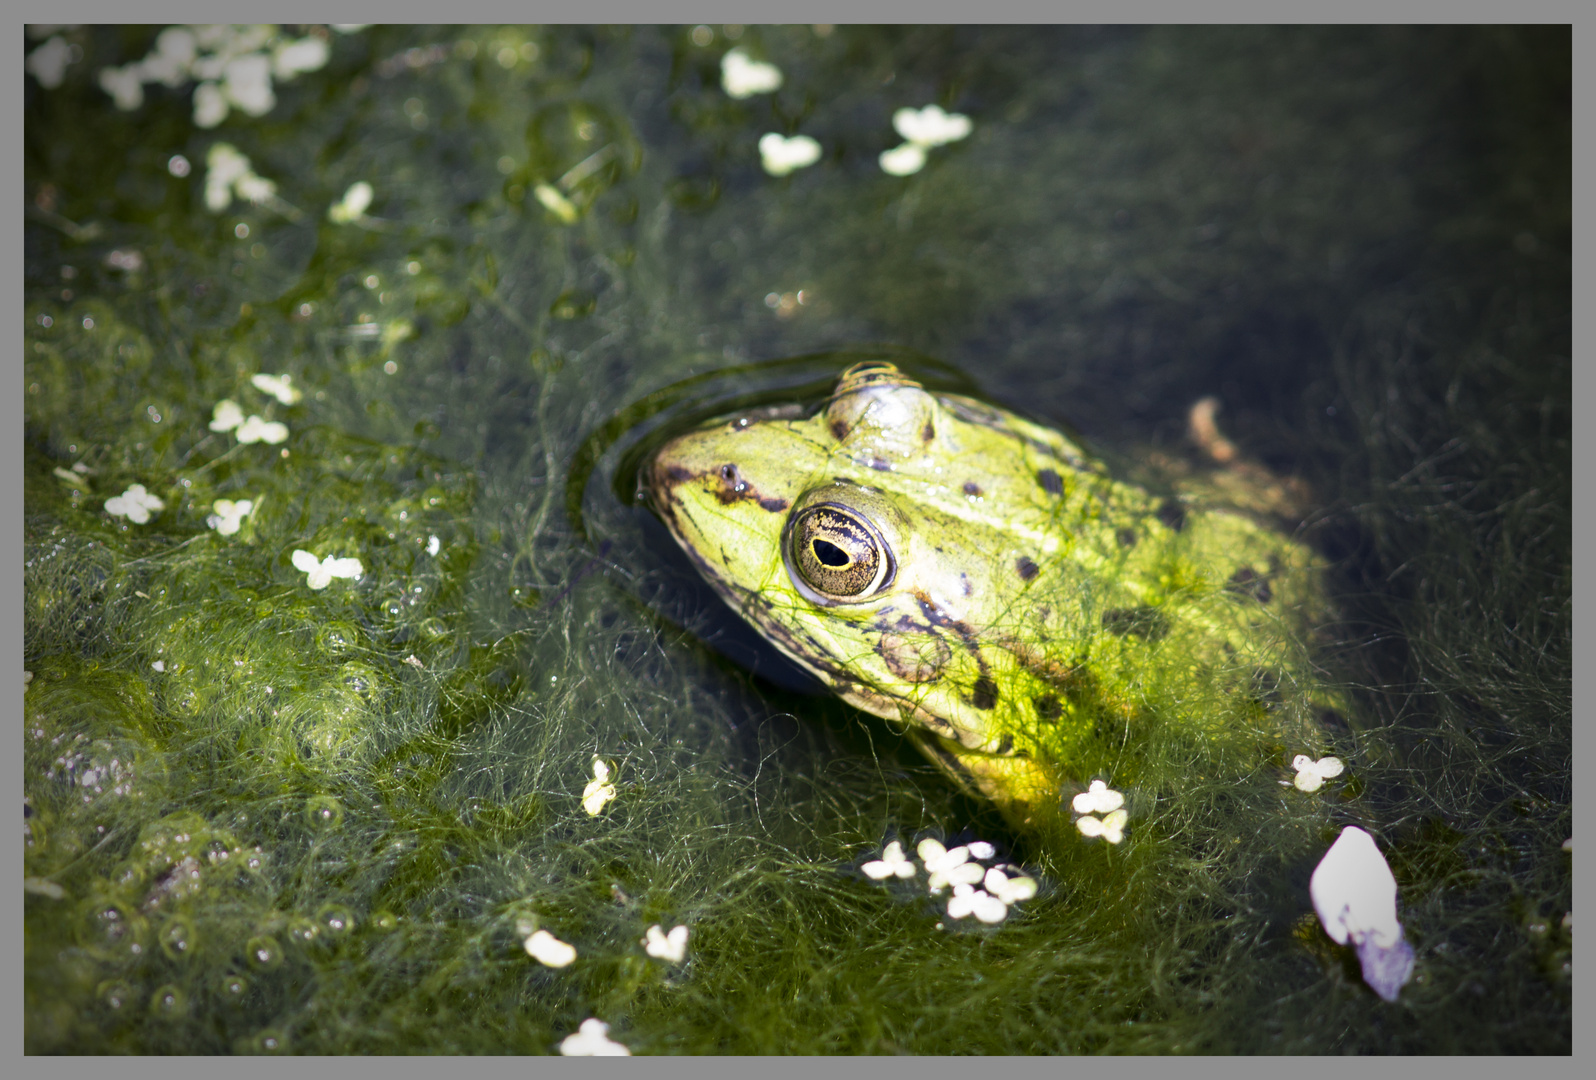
[{"x1": 785, "y1": 504, "x2": 895, "y2": 603}]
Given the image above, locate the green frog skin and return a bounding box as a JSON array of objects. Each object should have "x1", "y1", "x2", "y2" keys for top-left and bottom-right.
[{"x1": 647, "y1": 361, "x2": 1334, "y2": 837}]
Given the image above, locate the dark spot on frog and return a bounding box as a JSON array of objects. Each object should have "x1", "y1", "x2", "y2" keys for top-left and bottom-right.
[
  {"x1": 1035, "y1": 694, "x2": 1062, "y2": 722},
  {"x1": 830, "y1": 418, "x2": 849, "y2": 441},
  {"x1": 971, "y1": 676, "x2": 999, "y2": 710},
  {"x1": 1102, "y1": 606, "x2": 1170, "y2": 641},
  {"x1": 1037, "y1": 468, "x2": 1064, "y2": 496},
  {"x1": 922, "y1": 419, "x2": 935, "y2": 443},
  {"x1": 960, "y1": 573, "x2": 973, "y2": 597},
  {"x1": 963, "y1": 481, "x2": 982, "y2": 497},
  {"x1": 1116, "y1": 527, "x2": 1137, "y2": 548},
  {"x1": 866, "y1": 457, "x2": 892, "y2": 472},
  {"x1": 1156, "y1": 500, "x2": 1186, "y2": 531},
  {"x1": 1016, "y1": 557, "x2": 1039, "y2": 580},
  {"x1": 664, "y1": 464, "x2": 692, "y2": 484},
  {"x1": 876, "y1": 632, "x2": 950, "y2": 683},
  {"x1": 713, "y1": 463, "x2": 789, "y2": 512},
  {"x1": 1227, "y1": 566, "x2": 1272, "y2": 603},
  {"x1": 994, "y1": 733, "x2": 1013, "y2": 755}
]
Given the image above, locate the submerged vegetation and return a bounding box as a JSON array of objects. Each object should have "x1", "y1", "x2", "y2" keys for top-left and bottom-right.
[{"x1": 24, "y1": 25, "x2": 1569, "y2": 1054}]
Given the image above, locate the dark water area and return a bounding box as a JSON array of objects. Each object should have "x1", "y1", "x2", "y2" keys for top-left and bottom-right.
[{"x1": 23, "y1": 25, "x2": 1569, "y2": 1054}]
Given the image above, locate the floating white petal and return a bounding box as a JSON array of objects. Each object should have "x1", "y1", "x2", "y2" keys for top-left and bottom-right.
[
  {"x1": 984, "y1": 867, "x2": 1038, "y2": 904},
  {"x1": 426, "y1": 535, "x2": 441, "y2": 557},
  {"x1": 878, "y1": 143, "x2": 927, "y2": 177},
  {"x1": 559, "y1": 1018, "x2": 629, "y2": 1056},
  {"x1": 328, "y1": 181, "x2": 374, "y2": 224},
  {"x1": 105, "y1": 484, "x2": 165, "y2": 524},
  {"x1": 582, "y1": 756, "x2": 617, "y2": 816},
  {"x1": 1076, "y1": 808, "x2": 1128, "y2": 844},
  {"x1": 759, "y1": 133, "x2": 821, "y2": 177},
  {"x1": 98, "y1": 64, "x2": 144, "y2": 111},
  {"x1": 206, "y1": 497, "x2": 254, "y2": 536},
  {"x1": 235, "y1": 415, "x2": 288, "y2": 445},
  {"x1": 291, "y1": 549, "x2": 363, "y2": 590},
  {"x1": 1072, "y1": 779, "x2": 1125, "y2": 815},
  {"x1": 223, "y1": 53, "x2": 275, "y2": 116},
  {"x1": 862, "y1": 839, "x2": 918, "y2": 881},
  {"x1": 893, "y1": 104, "x2": 973, "y2": 148},
  {"x1": 643, "y1": 923, "x2": 689, "y2": 962},
  {"x1": 250, "y1": 373, "x2": 303, "y2": 405},
  {"x1": 1292, "y1": 754, "x2": 1345, "y2": 793},
  {"x1": 194, "y1": 81, "x2": 229, "y2": 129},
  {"x1": 524, "y1": 929, "x2": 577, "y2": 968},
  {"x1": 272, "y1": 36, "x2": 329, "y2": 80},
  {"x1": 1310, "y1": 826, "x2": 1414, "y2": 1002},
  {"x1": 721, "y1": 49, "x2": 782, "y2": 99},
  {"x1": 210, "y1": 399, "x2": 245, "y2": 431},
  {"x1": 26, "y1": 37, "x2": 75, "y2": 89}
]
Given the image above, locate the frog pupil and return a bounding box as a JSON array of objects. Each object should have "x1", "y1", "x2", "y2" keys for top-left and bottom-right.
[
  {"x1": 812, "y1": 539, "x2": 850, "y2": 567},
  {"x1": 787, "y1": 504, "x2": 892, "y2": 601}
]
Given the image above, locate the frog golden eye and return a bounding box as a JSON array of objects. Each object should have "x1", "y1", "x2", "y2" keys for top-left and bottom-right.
[{"x1": 785, "y1": 504, "x2": 895, "y2": 603}]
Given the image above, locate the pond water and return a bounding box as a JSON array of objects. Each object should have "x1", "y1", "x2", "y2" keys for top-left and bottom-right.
[{"x1": 24, "y1": 25, "x2": 1570, "y2": 1054}]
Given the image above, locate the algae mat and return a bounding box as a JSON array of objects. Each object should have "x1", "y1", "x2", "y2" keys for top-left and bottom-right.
[{"x1": 23, "y1": 26, "x2": 1569, "y2": 1054}]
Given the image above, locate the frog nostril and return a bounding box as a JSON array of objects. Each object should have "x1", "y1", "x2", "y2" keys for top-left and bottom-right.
[{"x1": 812, "y1": 539, "x2": 850, "y2": 567}]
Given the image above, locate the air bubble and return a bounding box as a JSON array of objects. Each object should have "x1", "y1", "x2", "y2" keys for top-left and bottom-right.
[
  {"x1": 150, "y1": 984, "x2": 186, "y2": 1018},
  {"x1": 317, "y1": 903, "x2": 356, "y2": 938},
  {"x1": 160, "y1": 917, "x2": 196, "y2": 959},
  {"x1": 220, "y1": 973, "x2": 250, "y2": 1002},
  {"x1": 99, "y1": 980, "x2": 135, "y2": 1010},
  {"x1": 245, "y1": 934, "x2": 282, "y2": 970},
  {"x1": 306, "y1": 794, "x2": 344, "y2": 829}
]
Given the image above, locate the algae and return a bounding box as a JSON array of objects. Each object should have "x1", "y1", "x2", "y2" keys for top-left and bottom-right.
[{"x1": 24, "y1": 25, "x2": 1569, "y2": 1054}]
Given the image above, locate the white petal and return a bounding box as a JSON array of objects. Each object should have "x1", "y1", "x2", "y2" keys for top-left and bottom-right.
[
  {"x1": 559, "y1": 1018, "x2": 629, "y2": 1056},
  {"x1": 861, "y1": 860, "x2": 894, "y2": 880},
  {"x1": 967, "y1": 841, "x2": 996, "y2": 860},
  {"x1": 878, "y1": 143, "x2": 926, "y2": 177},
  {"x1": 591, "y1": 757, "x2": 610, "y2": 782},
  {"x1": 882, "y1": 840, "x2": 905, "y2": 863},
  {"x1": 193, "y1": 81, "x2": 229, "y2": 129},
  {"x1": 426, "y1": 535, "x2": 441, "y2": 556},
  {"x1": 946, "y1": 861, "x2": 985, "y2": 887},
  {"x1": 524, "y1": 929, "x2": 577, "y2": 968},
  {"x1": 1075, "y1": 815, "x2": 1104, "y2": 838},
  {"x1": 971, "y1": 892, "x2": 1008, "y2": 923},
  {"x1": 98, "y1": 65, "x2": 145, "y2": 111},
  {"x1": 916, "y1": 838, "x2": 946, "y2": 865},
  {"x1": 758, "y1": 132, "x2": 821, "y2": 177},
  {"x1": 328, "y1": 181, "x2": 374, "y2": 224},
  {"x1": 290, "y1": 549, "x2": 321, "y2": 573},
  {"x1": 1310, "y1": 826, "x2": 1403, "y2": 949},
  {"x1": 721, "y1": 49, "x2": 782, "y2": 98},
  {"x1": 251, "y1": 373, "x2": 302, "y2": 405},
  {"x1": 222, "y1": 53, "x2": 275, "y2": 116},
  {"x1": 1316, "y1": 756, "x2": 1345, "y2": 779},
  {"x1": 26, "y1": 37, "x2": 74, "y2": 89},
  {"x1": 582, "y1": 780, "x2": 616, "y2": 816},
  {"x1": 323, "y1": 557, "x2": 363, "y2": 580},
  {"x1": 1293, "y1": 771, "x2": 1325, "y2": 793},
  {"x1": 272, "y1": 36, "x2": 329, "y2": 80},
  {"x1": 893, "y1": 104, "x2": 972, "y2": 147},
  {"x1": 1100, "y1": 809, "x2": 1128, "y2": 844}
]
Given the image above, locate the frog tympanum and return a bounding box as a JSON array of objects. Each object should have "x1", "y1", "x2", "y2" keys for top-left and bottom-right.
[{"x1": 648, "y1": 361, "x2": 1334, "y2": 838}]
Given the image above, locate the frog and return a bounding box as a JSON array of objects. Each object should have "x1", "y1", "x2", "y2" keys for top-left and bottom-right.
[{"x1": 646, "y1": 360, "x2": 1336, "y2": 841}]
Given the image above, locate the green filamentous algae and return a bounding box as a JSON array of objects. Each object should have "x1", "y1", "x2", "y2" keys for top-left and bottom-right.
[{"x1": 25, "y1": 25, "x2": 1568, "y2": 1054}]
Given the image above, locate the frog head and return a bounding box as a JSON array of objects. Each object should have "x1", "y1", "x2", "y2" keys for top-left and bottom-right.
[{"x1": 647, "y1": 362, "x2": 1085, "y2": 816}]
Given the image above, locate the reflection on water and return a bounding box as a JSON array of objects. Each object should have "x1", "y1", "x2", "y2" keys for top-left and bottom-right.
[{"x1": 24, "y1": 24, "x2": 1568, "y2": 1054}]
